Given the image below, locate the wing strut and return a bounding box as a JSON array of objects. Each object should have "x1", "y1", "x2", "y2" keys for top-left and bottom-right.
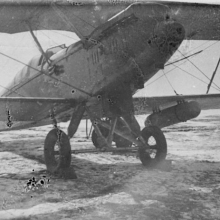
[
  {"x1": 51, "y1": 4, "x2": 84, "y2": 40},
  {"x1": 26, "y1": 22, "x2": 51, "y2": 65},
  {"x1": 206, "y1": 57, "x2": 220, "y2": 94}
]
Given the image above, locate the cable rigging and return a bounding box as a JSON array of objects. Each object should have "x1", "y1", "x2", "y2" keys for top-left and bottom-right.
[
  {"x1": 0, "y1": 51, "x2": 92, "y2": 97},
  {"x1": 0, "y1": 5, "x2": 99, "y2": 98},
  {"x1": 177, "y1": 49, "x2": 220, "y2": 91},
  {"x1": 173, "y1": 63, "x2": 220, "y2": 92},
  {"x1": 0, "y1": 83, "x2": 24, "y2": 97},
  {"x1": 165, "y1": 50, "x2": 203, "y2": 67},
  {"x1": 37, "y1": 24, "x2": 81, "y2": 42},
  {"x1": 162, "y1": 70, "x2": 179, "y2": 95},
  {"x1": 166, "y1": 41, "x2": 216, "y2": 66},
  {"x1": 36, "y1": 30, "x2": 61, "y2": 48},
  {"x1": 146, "y1": 41, "x2": 220, "y2": 92}
]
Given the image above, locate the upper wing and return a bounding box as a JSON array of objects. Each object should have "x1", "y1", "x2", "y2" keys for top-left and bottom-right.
[
  {"x1": 133, "y1": 93, "x2": 220, "y2": 115},
  {"x1": 0, "y1": 97, "x2": 77, "y2": 131},
  {"x1": 0, "y1": 1, "x2": 220, "y2": 41},
  {"x1": 0, "y1": 1, "x2": 125, "y2": 36},
  {"x1": 166, "y1": 1, "x2": 220, "y2": 40}
]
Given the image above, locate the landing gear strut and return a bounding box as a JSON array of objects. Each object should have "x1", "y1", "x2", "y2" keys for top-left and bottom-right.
[
  {"x1": 91, "y1": 118, "x2": 132, "y2": 149},
  {"x1": 43, "y1": 91, "x2": 168, "y2": 178},
  {"x1": 90, "y1": 117, "x2": 167, "y2": 167}
]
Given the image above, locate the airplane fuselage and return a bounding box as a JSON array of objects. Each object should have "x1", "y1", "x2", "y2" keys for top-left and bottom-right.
[{"x1": 0, "y1": 3, "x2": 185, "y2": 129}]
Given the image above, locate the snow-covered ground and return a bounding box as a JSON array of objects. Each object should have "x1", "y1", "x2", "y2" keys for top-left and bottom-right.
[{"x1": 0, "y1": 109, "x2": 220, "y2": 220}]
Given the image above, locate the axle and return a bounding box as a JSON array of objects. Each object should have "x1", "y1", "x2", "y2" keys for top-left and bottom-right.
[{"x1": 54, "y1": 146, "x2": 141, "y2": 155}]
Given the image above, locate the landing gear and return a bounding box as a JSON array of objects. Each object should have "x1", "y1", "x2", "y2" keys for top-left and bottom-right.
[
  {"x1": 44, "y1": 128, "x2": 77, "y2": 179},
  {"x1": 89, "y1": 114, "x2": 167, "y2": 168},
  {"x1": 92, "y1": 128, "x2": 131, "y2": 149},
  {"x1": 91, "y1": 126, "x2": 109, "y2": 149},
  {"x1": 43, "y1": 89, "x2": 168, "y2": 179},
  {"x1": 138, "y1": 126, "x2": 167, "y2": 167},
  {"x1": 114, "y1": 136, "x2": 132, "y2": 148},
  {"x1": 114, "y1": 118, "x2": 132, "y2": 148},
  {"x1": 91, "y1": 118, "x2": 132, "y2": 149}
]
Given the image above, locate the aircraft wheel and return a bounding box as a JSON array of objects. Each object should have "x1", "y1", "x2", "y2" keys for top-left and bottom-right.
[
  {"x1": 114, "y1": 119, "x2": 131, "y2": 148},
  {"x1": 114, "y1": 136, "x2": 132, "y2": 148},
  {"x1": 44, "y1": 128, "x2": 77, "y2": 179},
  {"x1": 138, "y1": 126, "x2": 167, "y2": 167},
  {"x1": 91, "y1": 130, "x2": 99, "y2": 148},
  {"x1": 91, "y1": 127, "x2": 109, "y2": 148}
]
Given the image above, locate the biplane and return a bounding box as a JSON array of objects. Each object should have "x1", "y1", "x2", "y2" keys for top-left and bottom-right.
[{"x1": 0, "y1": 0, "x2": 220, "y2": 179}]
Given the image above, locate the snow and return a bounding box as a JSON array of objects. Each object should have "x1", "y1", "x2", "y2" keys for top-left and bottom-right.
[{"x1": 0, "y1": 110, "x2": 220, "y2": 219}]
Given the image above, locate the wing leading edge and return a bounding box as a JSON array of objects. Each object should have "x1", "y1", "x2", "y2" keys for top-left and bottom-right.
[
  {"x1": 0, "y1": 97, "x2": 78, "y2": 131},
  {"x1": 0, "y1": 1, "x2": 219, "y2": 41},
  {"x1": 0, "y1": 94, "x2": 219, "y2": 130},
  {"x1": 0, "y1": 1, "x2": 125, "y2": 36},
  {"x1": 133, "y1": 93, "x2": 220, "y2": 115}
]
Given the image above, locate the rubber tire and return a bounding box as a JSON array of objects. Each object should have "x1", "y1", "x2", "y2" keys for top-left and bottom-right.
[
  {"x1": 44, "y1": 129, "x2": 72, "y2": 174},
  {"x1": 91, "y1": 130, "x2": 99, "y2": 148},
  {"x1": 114, "y1": 119, "x2": 132, "y2": 148},
  {"x1": 139, "y1": 126, "x2": 167, "y2": 167},
  {"x1": 91, "y1": 127, "x2": 109, "y2": 149},
  {"x1": 114, "y1": 135, "x2": 132, "y2": 148},
  {"x1": 92, "y1": 128, "x2": 132, "y2": 148}
]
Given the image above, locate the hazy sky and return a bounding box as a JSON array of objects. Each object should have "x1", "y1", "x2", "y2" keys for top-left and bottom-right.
[
  {"x1": 0, "y1": 0, "x2": 220, "y2": 97},
  {"x1": 137, "y1": 39, "x2": 220, "y2": 96}
]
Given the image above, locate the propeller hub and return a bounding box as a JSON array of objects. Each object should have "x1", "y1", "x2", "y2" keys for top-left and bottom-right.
[{"x1": 152, "y1": 21, "x2": 185, "y2": 55}]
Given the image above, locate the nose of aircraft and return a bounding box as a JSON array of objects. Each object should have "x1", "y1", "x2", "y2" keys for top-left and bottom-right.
[
  {"x1": 153, "y1": 21, "x2": 185, "y2": 55},
  {"x1": 166, "y1": 21, "x2": 185, "y2": 50}
]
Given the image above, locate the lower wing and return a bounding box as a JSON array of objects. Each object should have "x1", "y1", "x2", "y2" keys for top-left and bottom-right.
[
  {"x1": 0, "y1": 94, "x2": 219, "y2": 131},
  {"x1": 0, "y1": 97, "x2": 78, "y2": 131},
  {"x1": 133, "y1": 93, "x2": 220, "y2": 115}
]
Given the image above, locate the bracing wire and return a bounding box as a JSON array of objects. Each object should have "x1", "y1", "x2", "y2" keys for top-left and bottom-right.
[
  {"x1": 51, "y1": 4, "x2": 86, "y2": 39},
  {"x1": 197, "y1": 41, "x2": 219, "y2": 53},
  {"x1": 167, "y1": 40, "x2": 216, "y2": 65},
  {"x1": 68, "y1": 12, "x2": 96, "y2": 30},
  {"x1": 0, "y1": 83, "x2": 25, "y2": 97},
  {"x1": 166, "y1": 41, "x2": 219, "y2": 68},
  {"x1": 147, "y1": 63, "x2": 220, "y2": 93},
  {"x1": 173, "y1": 63, "x2": 220, "y2": 92},
  {"x1": 0, "y1": 14, "x2": 91, "y2": 98},
  {"x1": 165, "y1": 50, "x2": 203, "y2": 67},
  {"x1": 162, "y1": 70, "x2": 179, "y2": 95},
  {"x1": 4, "y1": 72, "x2": 43, "y2": 97},
  {"x1": 146, "y1": 41, "x2": 220, "y2": 92},
  {"x1": 0, "y1": 51, "x2": 92, "y2": 97},
  {"x1": 177, "y1": 49, "x2": 220, "y2": 91},
  {"x1": 58, "y1": 4, "x2": 96, "y2": 29},
  {"x1": 35, "y1": 30, "x2": 60, "y2": 47},
  {"x1": 0, "y1": 33, "x2": 28, "y2": 72},
  {"x1": 36, "y1": 24, "x2": 80, "y2": 42}
]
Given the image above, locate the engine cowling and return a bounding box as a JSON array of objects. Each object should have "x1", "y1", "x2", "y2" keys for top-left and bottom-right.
[{"x1": 145, "y1": 101, "x2": 201, "y2": 128}]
